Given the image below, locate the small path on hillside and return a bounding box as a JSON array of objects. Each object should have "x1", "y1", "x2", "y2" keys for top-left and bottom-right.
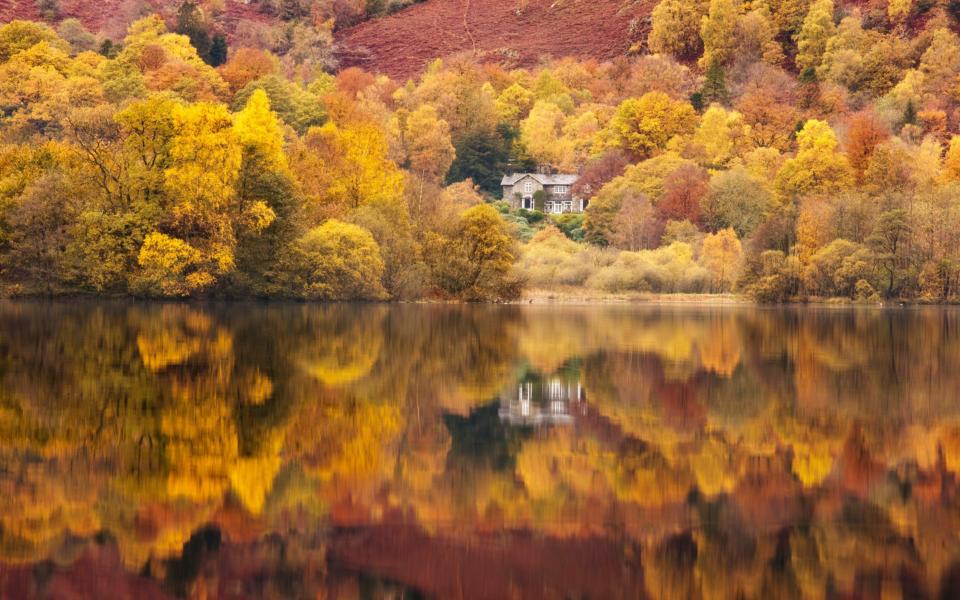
[{"x1": 463, "y1": 0, "x2": 477, "y2": 54}]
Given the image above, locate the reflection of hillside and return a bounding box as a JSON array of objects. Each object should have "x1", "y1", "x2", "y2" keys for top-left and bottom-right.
[{"x1": 1, "y1": 304, "x2": 960, "y2": 597}]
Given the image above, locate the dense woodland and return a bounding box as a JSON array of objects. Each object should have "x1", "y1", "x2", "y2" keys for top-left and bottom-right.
[{"x1": 3, "y1": 0, "x2": 960, "y2": 300}]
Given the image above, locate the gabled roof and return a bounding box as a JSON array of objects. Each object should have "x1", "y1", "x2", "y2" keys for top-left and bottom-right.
[{"x1": 501, "y1": 173, "x2": 579, "y2": 186}]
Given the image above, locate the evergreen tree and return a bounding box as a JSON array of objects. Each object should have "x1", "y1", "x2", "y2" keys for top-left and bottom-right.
[
  {"x1": 209, "y1": 34, "x2": 228, "y2": 67},
  {"x1": 701, "y1": 61, "x2": 729, "y2": 105},
  {"x1": 176, "y1": 1, "x2": 212, "y2": 63}
]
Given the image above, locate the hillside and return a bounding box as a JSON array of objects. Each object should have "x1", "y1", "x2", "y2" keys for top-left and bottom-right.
[
  {"x1": 335, "y1": 0, "x2": 653, "y2": 80},
  {"x1": 0, "y1": 0, "x2": 272, "y2": 41},
  {"x1": 0, "y1": 0, "x2": 652, "y2": 79}
]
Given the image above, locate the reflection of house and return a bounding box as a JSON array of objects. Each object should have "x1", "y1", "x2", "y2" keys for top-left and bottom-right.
[
  {"x1": 500, "y1": 173, "x2": 584, "y2": 213},
  {"x1": 499, "y1": 376, "x2": 585, "y2": 426}
]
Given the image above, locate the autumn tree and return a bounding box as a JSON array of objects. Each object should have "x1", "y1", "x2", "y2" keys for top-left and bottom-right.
[
  {"x1": 570, "y1": 150, "x2": 630, "y2": 201},
  {"x1": 611, "y1": 193, "x2": 662, "y2": 251},
  {"x1": 843, "y1": 110, "x2": 889, "y2": 179},
  {"x1": 648, "y1": 0, "x2": 707, "y2": 59},
  {"x1": 735, "y1": 1, "x2": 784, "y2": 66},
  {"x1": 520, "y1": 101, "x2": 574, "y2": 170},
  {"x1": 282, "y1": 220, "x2": 387, "y2": 300},
  {"x1": 608, "y1": 92, "x2": 698, "y2": 159},
  {"x1": 700, "y1": 228, "x2": 742, "y2": 291},
  {"x1": 702, "y1": 168, "x2": 773, "y2": 237},
  {"x1": 699, "y1": 0, "x2": 738, "y2": 70},
  {"x1": 690, "y1": 105, "x2": 751, "y2": 168},
  {"x1": 426, "y1": 204, "x2": 518, "y2": 300},
  {"x1": 735, "y1": 65, "x2": 800, "y2": 151},
  {"x1": 775, "y1": 119, "x2": 853, "y2": 201},
  {"x1": 918, "y1": 28, "x2": 960, "y2": 100},
  {"x1": 658, "y1": 164, "x2": 710, "y2": 224},
  {"x1": 294, "y1": 120, "x2": 404, "y2": 219},
  {"x1": 794, "y1": 0, "x2": 836, "y2": 75},
  {"x1": 391, "y1": 105, "x2": 456, "y2": 183},
  {"x1": 219, "y1": 48, "x2": 280, "y2": 93},
  {"x1": 135, "y1": 231, "x2": 207, "y2": 295},
  {"x1": 867, "y1": 209, "x2": 912, "y2": 297},
  {"x1": 231, "y1": 89, "x2": 296, "y2": 291}
]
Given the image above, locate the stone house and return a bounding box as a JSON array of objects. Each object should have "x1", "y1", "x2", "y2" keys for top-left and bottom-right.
[{"x1": 500, "y1": 173, "x2": 584, "y2": 213}]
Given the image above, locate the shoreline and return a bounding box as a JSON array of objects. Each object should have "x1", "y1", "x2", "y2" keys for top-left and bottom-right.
[
  {"x1": 2, "y1": 289, "x2": 959, "y2": 308},
  {"x1": 517, "y1": 289, "x2": 753, "y2": 305}
]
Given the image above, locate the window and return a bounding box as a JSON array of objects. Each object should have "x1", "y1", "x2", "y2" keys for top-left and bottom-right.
[
  {"x1": 544, "y1": 201, "x2": 554, "y2": 213},
  {"x1": 562, "y1": 201, "x2": 572, "y2": 212},
  {"x1": 523, "y1": 180, "x2": 534, "y2": 194},
  {"x1": 522, "y1": 197, "x2": 533, "y2": 210},
  {"x1": 554, "y1": 185, "x2": 568, "y2": 195}
]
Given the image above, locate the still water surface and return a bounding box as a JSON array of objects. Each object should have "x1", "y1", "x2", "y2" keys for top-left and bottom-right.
[{"x1": 1, "y1": 302, "x2": 960, "y2": 599}]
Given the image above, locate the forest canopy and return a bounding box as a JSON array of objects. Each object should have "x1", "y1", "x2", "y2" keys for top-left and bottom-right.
[{"x1": 2, "y1": 0, "x2": 960, "y2": 301}]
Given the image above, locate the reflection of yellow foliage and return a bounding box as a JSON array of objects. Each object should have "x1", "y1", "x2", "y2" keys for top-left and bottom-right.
[
  {"x1": 792, "y1": 445, "x2": 834, "y2": 487},
  {"x1": 161, "y1": 398, "x2": 238, "y2": 502},
  {"x1": 689, "y1": 438, "x2": 736, "y2": 496},
  {"x1": 241, "y1": 370, "x2": 274, "y2": 405},
  {"x1": 615, "y1": 451, "x2": 692, "y2": 507},
  {"x1": 229, "y1": 433, "x2": 284, "y2": 515},
  {"x1": 322, "y1": 403, "x2": 399, "y2": 478},
  {"x1": 517, "y1": 431, "x2": 608, "y2": 500},
  {"x1": 698, "y1": 321, "x2": 741, "y2": 377},
  {"x1": 137, "y1": 330, "x2": 201, "y2": 371},
  {"x1": 300, "y1": 331, "x2": 382, "y2": 386},
  {"x1": 0, "y1": 461, "x2": 100, "y2": 563},
  {"x1": 775, "y1": 409, "x2": 841, "y2": 486},
  {"x1": 291, "y1": 397, "x2": 401, "y2": 484}
]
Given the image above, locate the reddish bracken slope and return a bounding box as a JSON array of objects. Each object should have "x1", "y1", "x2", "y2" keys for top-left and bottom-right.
[
  {"x1": 335, "y1": 0, "x2": 654, "y2": 80},
  {"x1": 0, "y1": 0, "x2": 270, "y2": 40}
]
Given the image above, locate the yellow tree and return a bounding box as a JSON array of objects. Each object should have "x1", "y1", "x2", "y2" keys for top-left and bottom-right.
[
  {"x1": 774, "y1": 119, "x2": 853, "y2": 201},
  {"x1": 887, "y1": 0, "x2": 912, "y2": 28},
  {"x1": 233, "y1": 88, "x2": 288, "y2": 175},
  {"x1": 495, "y1": 82, "x2": 534, "y2": 124},
  {"x1": 520, "y1": 101, "x2": 575, "y2": 170},
  {"x1": 918, "y1": 28, "x2": 960, "y2": 99},
  {"x1": 736, "y1": 0, "x2": 785, "y2": 66},
  {"x1": 159, "y1": 101, "x2": 252, "y2": 290},
  {"x1": 699, "y1": 0, "x2": 738, "y2": 69},
  {"x1": 608, "y1": 92, "x2": 698, "y2": 159},
  {"x1": 942, "y1": 136, "x2": 960, "y2": 182},
  {"x1": 794, "y1": 0, "x2": 836, "y2": 74},
  {"x1": 691, "y1": 104, "x2": 752, "y2": 168},
  {"x1": 136, "y1": 231, "x2": 207, "y2": 295},
  {"x1": 296, "y1": 120, "x2": 405, "y2": 218},
  {"x1": 648, "y1": 0, "x2": 707, "y2": 59},
  {"x1": 426, "y1": 204, "x2": 518, "y2": 301},
  {"x1": 283, "y1": 219, "x2": 387, "y2": 300},
  {"x1": 391, "y1": 104, "x2": 456, "y2": 183}
]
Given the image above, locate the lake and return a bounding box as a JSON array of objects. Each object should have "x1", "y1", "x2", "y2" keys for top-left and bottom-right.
[{"x1": 1, "y1": 301, "x2": 960, "y2": 599}]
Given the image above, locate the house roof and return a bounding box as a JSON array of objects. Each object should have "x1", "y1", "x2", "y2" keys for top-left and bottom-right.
[{"x1": 501, "y1": 173, "x2": 579, "y2": 186}]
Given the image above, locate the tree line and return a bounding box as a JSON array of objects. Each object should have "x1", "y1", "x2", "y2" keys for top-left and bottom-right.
[{"x1": 3, "y1": 0, "x2": 960, "y2": 300}]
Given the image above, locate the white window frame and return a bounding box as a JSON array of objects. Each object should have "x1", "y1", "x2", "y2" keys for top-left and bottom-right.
[
  {"x1": 554, "y1": 185, "x2": 568, "y2": 195},
  {"x1": 562, "y1": 200, "x2": 573, "y2": 212},
  {"x1": 523, "y1": 180, "x2": 534, "y2": 194}
]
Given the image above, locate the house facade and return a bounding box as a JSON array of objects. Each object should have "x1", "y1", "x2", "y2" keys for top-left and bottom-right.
[{"x1": 501, "y1": 173, "x2": 585, "y2": 213}]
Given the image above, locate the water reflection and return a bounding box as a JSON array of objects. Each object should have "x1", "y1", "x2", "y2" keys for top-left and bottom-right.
[{"x1": 0, "y1": 302, "x2": 960, "y2": 598}]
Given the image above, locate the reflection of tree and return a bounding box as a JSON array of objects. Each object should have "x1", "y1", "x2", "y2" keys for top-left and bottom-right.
[{"x1": 4, "y1": 304, "x2": 960, "y2": 597}]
